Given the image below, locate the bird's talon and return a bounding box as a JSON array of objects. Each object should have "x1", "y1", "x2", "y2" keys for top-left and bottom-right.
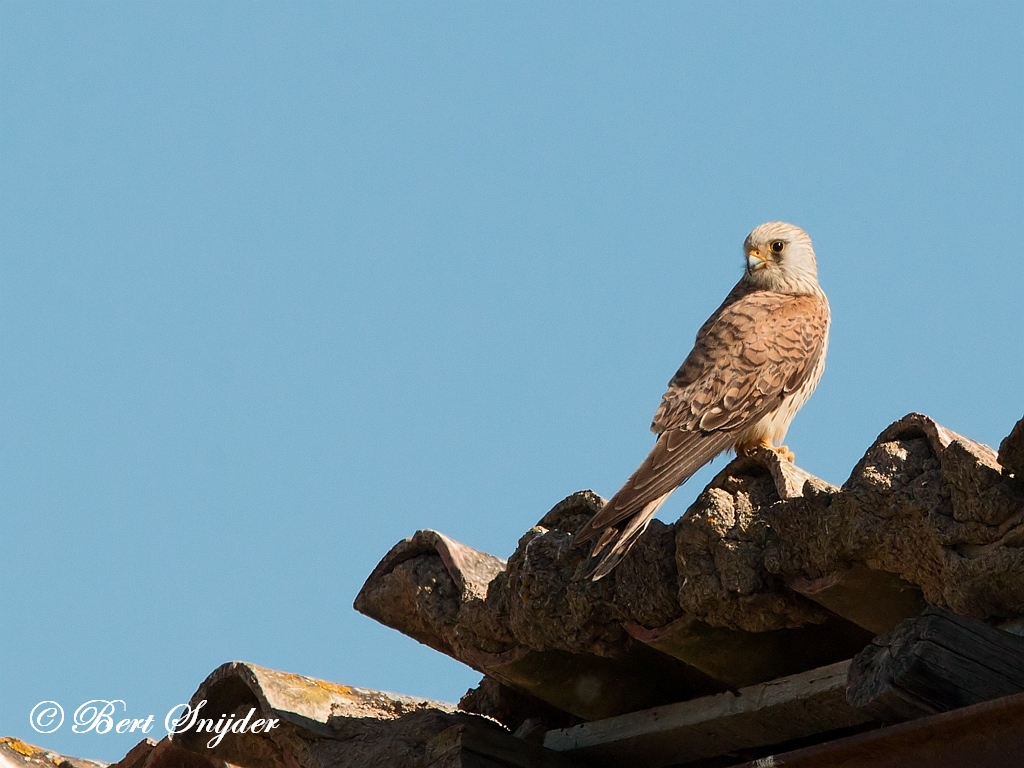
[{"x1": 774, "y1": 445, "x2": 795, "y2": 462}]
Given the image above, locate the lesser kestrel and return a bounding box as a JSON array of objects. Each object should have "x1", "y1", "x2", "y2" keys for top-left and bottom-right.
[{"x1": 574, "y1": 222, "x2": 830, "y2": 580}]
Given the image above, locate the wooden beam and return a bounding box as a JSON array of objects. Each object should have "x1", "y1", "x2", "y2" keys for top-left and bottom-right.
[
  {"x1": 847, "y1": 606, "x2": 1024, "y2": 722},
  {"x1": 543, "y1": 661, "x2": 872, "y2": 767},
  {"x1": 732, "y1": 691, "x2": 1024, "y2": 768}
]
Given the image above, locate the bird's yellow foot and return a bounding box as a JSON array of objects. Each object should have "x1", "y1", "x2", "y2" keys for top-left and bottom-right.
[
  {"x1": 738, "y1": 438, "x2": 794, "y2": 463},
  {"x1": 773, "y1": 445, "x2": 795, "y2": 463}
]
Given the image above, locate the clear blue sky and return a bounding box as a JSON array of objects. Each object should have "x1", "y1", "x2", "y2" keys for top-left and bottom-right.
[{"x1": 2, "y1": 2, "x2": 1021, "y2": 761}]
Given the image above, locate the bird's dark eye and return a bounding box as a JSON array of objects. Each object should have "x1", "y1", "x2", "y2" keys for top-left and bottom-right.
[{"x1": 770, "y1": 240, "x2": 785, "y2": 254}]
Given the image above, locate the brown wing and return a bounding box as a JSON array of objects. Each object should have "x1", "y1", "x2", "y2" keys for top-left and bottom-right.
[
  {"x1": 575, "y1": 287, "x2": 829, "y2": 546},
  {"x1": 651, "y1": 288, "x2": 829, "y2": 435}
]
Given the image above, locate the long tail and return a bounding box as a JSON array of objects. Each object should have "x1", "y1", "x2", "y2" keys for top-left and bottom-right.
[
  {"x1": 574, "y1": 428, "x2": 735, "y2": 580},
  {"x1": 579, "y1": 491, "x2": 672, "y2": 580}
]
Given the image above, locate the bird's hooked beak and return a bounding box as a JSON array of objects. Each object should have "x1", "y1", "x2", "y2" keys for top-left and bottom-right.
[{"x1": 746, "y1": 250, "x2": 767, "y2": 273}]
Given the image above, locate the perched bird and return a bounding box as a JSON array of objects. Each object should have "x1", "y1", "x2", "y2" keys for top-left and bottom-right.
[{"x1": 574, "y1": 222, "x2": 830, "y2": 580}]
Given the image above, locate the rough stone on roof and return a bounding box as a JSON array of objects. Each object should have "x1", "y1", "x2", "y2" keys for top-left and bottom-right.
[
  {"x1": 355, "y1": 412, "x2": 1024, "y2": 722},
  {"x1": 1000, "y1": 416, "x2": 1024, "y2": 478}
]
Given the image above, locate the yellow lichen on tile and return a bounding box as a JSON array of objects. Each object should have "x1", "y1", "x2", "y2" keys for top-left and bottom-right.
[
  {"x1": 313, "y1": 679, "x2": 353, "y2": 697},
  {"x1": 1, "y1": 736, "x2": 39, "y2": 756}
]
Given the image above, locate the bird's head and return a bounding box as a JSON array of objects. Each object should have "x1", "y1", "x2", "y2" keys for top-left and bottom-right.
[{"x1": 742, "y1": 221, "x2": 819, "y2": 294}]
